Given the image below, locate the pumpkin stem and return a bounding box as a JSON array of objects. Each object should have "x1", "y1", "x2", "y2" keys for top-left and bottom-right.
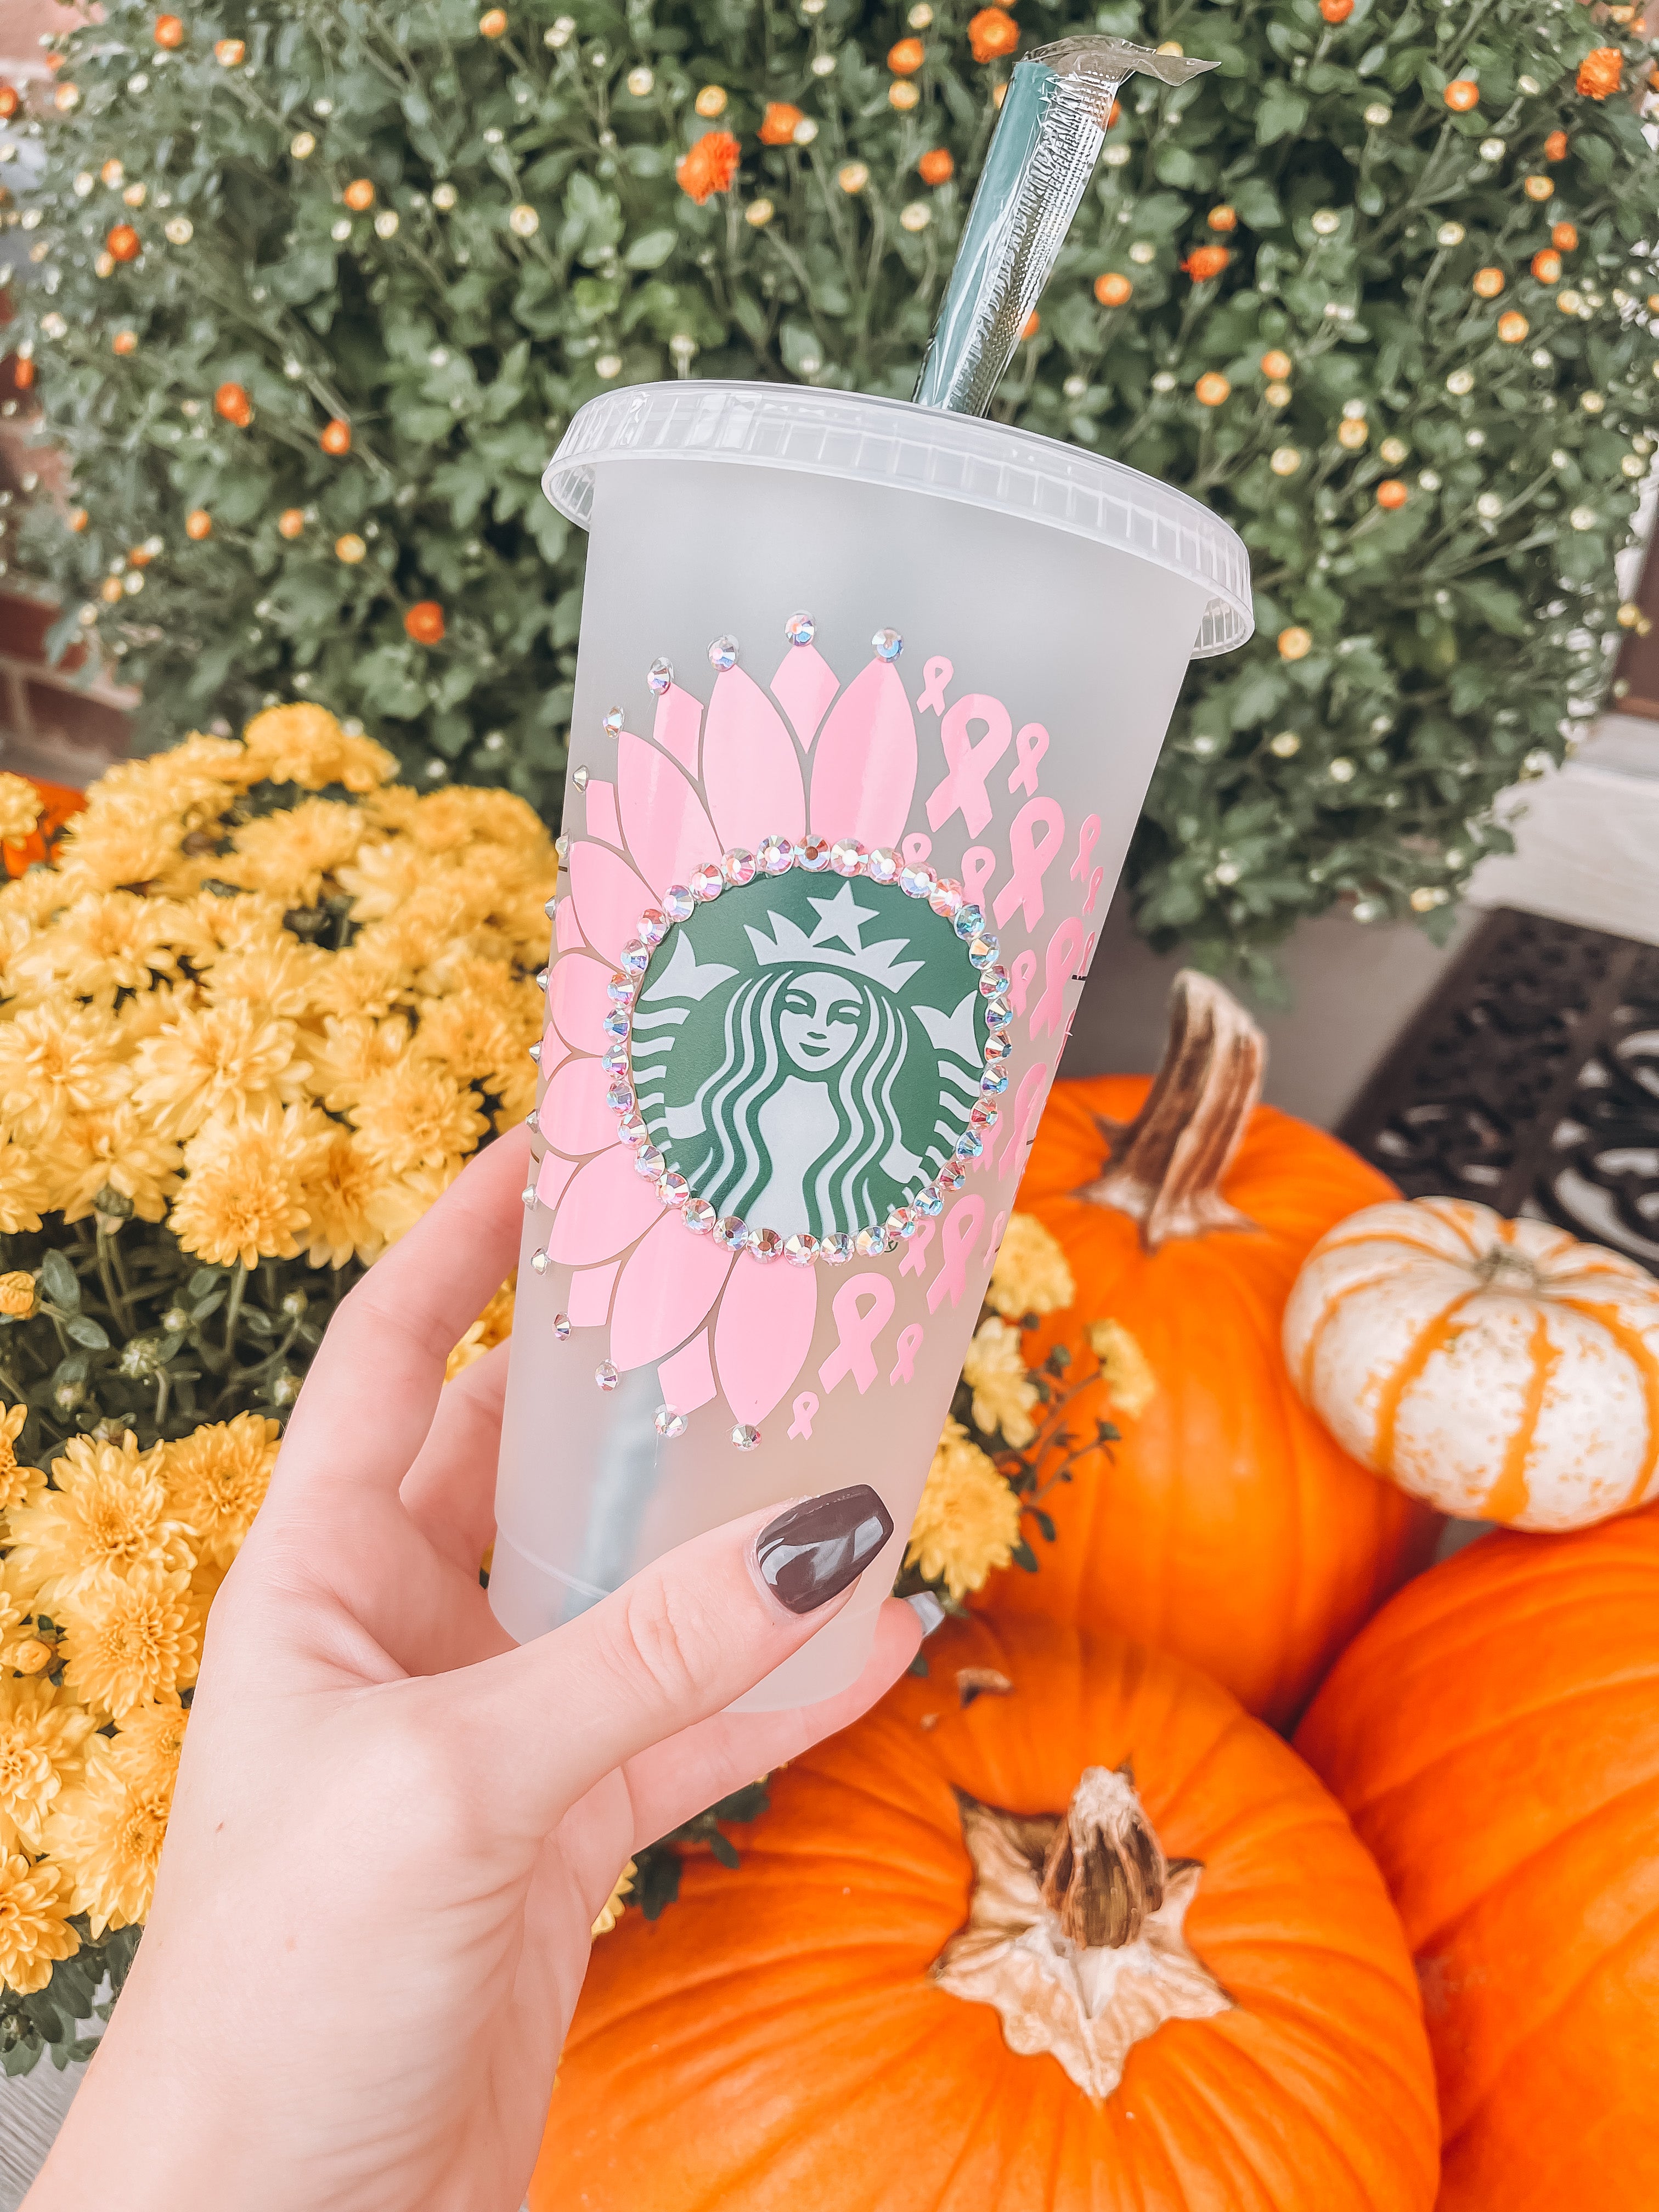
[
  {"x1": 1040, "y1": 1764, "x2": 1166, "y2": 1948},
  {"x1": 1077, "y1": 968, "x2": 1263, "y2": 1251}
]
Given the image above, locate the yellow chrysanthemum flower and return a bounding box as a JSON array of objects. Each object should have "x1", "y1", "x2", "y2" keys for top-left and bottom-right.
[
  {"x1": 165, "y1": 1413, "x2": 280, "y2": 1569},
  {"x1": 10, "y1": 889, "x2": 202, "y2": 1007},
  {"x1": 34, "y1": 1095, "x2": 184, "y2": 1226},
  {"x1": 0, "y1": 1402, "x2": 43, "y2": 1520},
  {"x1": 986, "y1": 1212, "x2": 1075, "y2": 1323},
  {"x1": 961, "y1": 1316, "x2": 1042, "y2": 1449},
  {"x1": 306, "y1": 940, "x2": 411, "y2": 1020},
  {"x1": 182, "y1": 886, "x2": 291, "y2": 961},
  {"x1": 57, "y1": 1564, "x2": 200, "y2": 1724},
  {"x1": 167, "y1": 1103, "x2": 321, "y2": 1268},
  {"x1": 905, "y1": 1419, "x2": 1023, "y2": 1602},
  {"x1": 205, "y1": 939, "x2": 330, "y2": 1020},
  {"x1": 304, "y1": 1011, "x2": 413, "y2": 1114},
  {"x1": 349, "y1": 1063, "x2": 488, "y2": 1177},
  {"x1": 412, "y1": 994, "x2": 528, "y2": 1101},
  {"x1": 333, "y1": 836, "x2": 436, "y2": 924},
  {"x1": 0, "y1": 1277, "x2": 35, "y2": 1322},
  {"x1": 0, "y1": 772, "x2": 44, "y2": 847},
  {"x1": 0, "y1": 1850, "x2": 79, "y2": 1993},
  {"x1": 446, "y1": 1278, "x2": 516, "y2": 1381},
  {"x1": 131, "y1": 998, "x2": 310, "y2": 1140},
  {"x1": 49, "y1": 787, "x2": 202, "y2": 898},
  {"x1": 1086, "y1": 1318, "x2": 1159, "y2": 1421},
  {"x1": 227, "y1": 796, "x2": 365, "y2": 907},
  {"x1": 0, "y1": 1001, "x2": 117, "y2": 1143},
  {"x1": 0, "y1": 1138, "x2": 46, "y2": 1236},
  {"x1": 4, "y1": 1431, "x2": 188, "y2": 1601},
  {"x1": 108, "y1": 1698, "x2": 189, "y2": 1784},
  {"x1": 43, "y1": 1736, "x2": 174, "y2": 1937},
  {"x1": 0, "y1": 1677, "x2": 97, "y2": 1854},
  {"x1": 240, "y1": 703, "x2": 398, "y2": 794},
  {"x1": 294, "y1": 1121, "x2": 388, "y2": 1267},
  {"x1": 591, "y1": 1860, "x2": 635, "y2": 1938}
]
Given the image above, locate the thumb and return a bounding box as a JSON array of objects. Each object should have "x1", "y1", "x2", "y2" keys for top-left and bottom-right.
[{"x1": 454, "y1": 1485, "x2": 898, "y2": 1824}]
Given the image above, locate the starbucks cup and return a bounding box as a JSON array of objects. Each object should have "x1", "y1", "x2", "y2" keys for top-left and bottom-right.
[{"x1": 490, "y1": 382, "x2": 1250, "y2": 1709}]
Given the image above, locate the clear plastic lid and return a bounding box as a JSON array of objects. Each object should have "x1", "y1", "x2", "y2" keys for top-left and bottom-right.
[{"x1": 543, "y1": 382, "x2": 1253, "y2": 658}]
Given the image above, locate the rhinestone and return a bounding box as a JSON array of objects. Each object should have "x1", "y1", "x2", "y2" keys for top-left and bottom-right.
[
  {"x1": 872, "y1": 627, "x2": 902, "y2": 661},
  {"x1": 936, "y1": 1159, "x2": 967, "y2": 1190},
  {"x1": 798, "y1": 835, "x2": 832, "y2": 872},
  {"x1": 929, "y1": 877, "x2": 964, "y2": 919},
  {"x1": 553, "y1": 1312, "x2": 572, "y2": 1340},
  {"x1": 831, "y1": 839, "x2": 868, "y2": 877},
  {"x1": 554, "y1": 837, "x2": 569, "y2": 862},
  {"x1": 983, "y1": 998, "x2": 1012, "y2": 1031},
  {"x1": 732, "y1": 1423, "x2": 761, "y2": 1451},
  {"x1": 714, "y1": 1214, "x2": 747, "y2": 1250},
  {"x1": 655, "y1": 1404, "x2": 689, "y2": 1438},
  {"x1": 855, "y1": 1223, "x2": 896, "y2": 1256},
  {"x1": 967, "y1": 934, "x2": 1001, "y2": 968},
  {"x1": 980, "y1": 1066, "x2": 1008, "y2": 1097},
  {"x1": 953, "y1": 904, "x2": 986, "y2": 939},
  {"x1": 572, "y1": 764, "x2": 590, "y2": 793},
  {"x1": 602, "y1": 1008, "x2": 631, "y2": 1042},
  {"x1": 528, "y1": 1041, "x2": 543, "y2": 1064},
  {"x1": 900, "y1": 862, "x2": 938, "y2": 899},
  {"x1": 887, "y1": 1205, "x2": 919, "y2": 1239},
  {"x1": 603, "y1": 1044, "x2": 629, "y2": 1074},
  {"x1": 978, "y1": 964, "x2": 1009, "y2": 995},
  {"x1": 784, "y1": 1231, "x2": 820, "y2": 1265},
  {"x1": 663, "y1": 884, "x2": 696, "y2": 921},
  {"x1": 785, "y1": 610, "x2": 816, "y2": 645},
  {"x1": 634, "y1": 1145, "x2": 665, "y2": 1177},
  {"x1": 821, "y1": 1232, "x2": 856, "y2": 1264},
  {"x1": 708, "y1": 633, "x2": 739, "y2": 670},
  {"x1": 691, "y1": 862, "x2": 725, "y2": 901},
  {"x1": 531, "y1": 1248, "x2": 550, "y2": 1274},
  {"x1": 606, "y1": 971, "x2": 636, "y2": 1004},
  {"x1": 970, "y1": 1102, "x2": 1000, "y2": 1131},
  {"x1": 602, "y1": 706, "x2": 625, "y2": 736},
  {"x1": 914, "y1": 1182, "x2": 944, "y2": 1216},
  {"x1": 758, "y1": 834, "x2": 795, "y2": 874},
  {"x1": 535, "y1": 967, "x2": 551, "y2": 992},
  {"x1": 606, "y1": 1083, "x2": 635, "y2": 1114},
  {"x1": 955, "y1": 1130, "x2": 984, "y2": 1161},
  {"x1": 721, "y1": 847, "x2": 757, "y2": 886},
  {"x1": 639, "y1": 909, "x2": 670, "y2": 947},
  {"x1": 617, "y1": 1110, "x2": 647, "y2": 1145},
  {"x1": 620, "y1": 938, "x2": 651, "y2": 974},
  {"x1": 648, "y1": 657, "x2": 674, "y2": 693},
  {"x1": 522, "y1": 1183, "x2": 538, "y2": 1205},
  {"x1": 683, "y1": 1197, "x2": 716, "y2": 1233},
  {"x1": 745, "y1": 1226, "x2": 785, "y2": 1262},
  {"x1": 983, "y1": 1032, "x2": 1011, "y2": 1063},
  {"x1": 657, "y1": 1170, "x2": 690, "y2": 1207},
  {"x1": 596, "y1": 1361, "x2": 619, "y2": 1390}
]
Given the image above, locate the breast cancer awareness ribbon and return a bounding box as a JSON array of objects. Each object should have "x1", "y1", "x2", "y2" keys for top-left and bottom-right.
[
  {"x1": 817, "y1": 1272, "x2": 897, "y2": 1396},
  {"x1": 889, "y1": 1324, "x2": 925, "y2": 1385},
  {"x1": 901, "y1": 831, "x2": 933, "y2": 867},
  {"x1": 787, "y1": 1391, "x2": 819, "y2": 1440},
  {"x1": 899, "y1": 1217, "x2": 936, "y2": 1278},
  {"x1": 925, "y1": 695, "x2": 1013, "y2": 839},
  {"x1": 984, "y1": 1211, "x2": 1008, "y2": 1264},
  {"x1": 961, "y1": 845, "x2": 998, "y2": 902},
  {"x1": 1070, "y1": 812, "x2": 1101, "y2": 886},
  {"x1": 991, "y1": 797, "x2": 1067, "y2": 933},
  {"x1": 1029, "y1": 916, "x2": 1086, "y2": 1041},
  {"x1": 1000, "y1": 1060, "x2": 1050, "y2": 1182},
  {"x1": 926, "y1": 1194, "x2": 986, "y2": 1313},
  {"x1": 915, "y1": 658, "x2": 953, "y2": 716},
  {"x1": 1007, "y1": 723, "x2": 1049, "y2": 798},
  {"x1": 1008, "y1": 949, "x2": 1037, "y2": 1015}
]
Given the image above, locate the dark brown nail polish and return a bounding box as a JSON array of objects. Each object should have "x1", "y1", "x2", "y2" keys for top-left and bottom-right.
[{"x1": 755, "y1": 1486, "x2": 895, "y2": 1615}]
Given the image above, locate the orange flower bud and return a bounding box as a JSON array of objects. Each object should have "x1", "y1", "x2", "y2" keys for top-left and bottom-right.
[
  {"x1": 1195, "y1": 371, "x2": 1231, "y2": 407},
  {"x1": 1376, "y1": 479, "x2": 1408, "y2": 510},
  {"x1": 186, "y1": 509, "x2": 212, "y2": 539},
  {"x1": 1497, "y1": 311, "x2": 1529, "y2": 343},
  {"x1": 1207, "y1": 205, "x2": 1238, "y2": 233},
  {"x1": 1552, "y1": 221, "x2": 1578, "y2": 252},
  {"x1": 1576, "y1": 48, "x2": 1622, "y2": 100},
  {"x1": 967, "y1": 8, "x2": 1019, "y2": 63},
  {"x1": 343, "y1": 178, "x2": 375, "y2": 212},
  {"x1": 106, "y1": 223, "x2": 141, "y2": 262},
  {"x1": 404, "y1": 600, "x2": 446, "y2": 645},
  {"x1": 320, "y1": 419, "x2": 352, "y2": 456},
  {"x1": 112, "y1": 330, "x2": 138, "y2": 356},
  {"x1": 1444, "y1": 79, "x2": 1479, "y2": 112},
  {"x1": 676, "y1": 130, "x2": 740, "y2": 205},
  {"x1": 153, "y1": 14, "x2": 185, "y2": 48},
  {"x1": 215, "y1": 380, "x2": 252, "y2": 426},
  {"x1": 1260, "y1": 349, "x2": 1293, "y2": 379},
  {"x1": 1020, "y1": 310, "x2": 1040, "y2": 341},
  {"x1": 1182, "y1": 245, "x2": 1231, "y2": 282},
  {"x1": 1321, "y1": 0, "x2": 1353, "y2": 20},
  {"x1": 0, "y1": 86, "x2": 19, "y2": 121},
  {"x1": 278, "y1": 509, "x2": 306, "y2": 539},
  {"x1": 888, "y1": 37, "x2": 925, "y2": 75},
  {"x1": 1094, "y1": 272, "x2": 1132, "y2": 307},
  {"x1": 13, "y1": 358, "x2": 34, "y2": 391},
  {"x1": 1532, "y1": 249, "x2": 1561, "y2": 284},
  {"x1": 918, "y1": 148, "x2": 955, "y2": 185},
  {"x1": 1472, "y1": 266, "x2": 1505, "y2": 299},
  {"x1": 1543, "y1": 129, "x2": 1568, "y2": 161},
  {"x1": 759, "y1": 102, "x2": 802, "y2": 146},
  {"x1": 1278, "y1": 626, "x2": 1313, "y2": 661},
  {"x1": 479, "y1": 7, "x2": 508, "y2": 35}
]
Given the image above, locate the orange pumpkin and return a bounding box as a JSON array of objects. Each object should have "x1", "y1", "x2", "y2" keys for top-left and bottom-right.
[
  {"x1": 1296, "y1": 1505, "x2": 1659, "y2": 2209},
  {"x1": 979, "y1": 972, "x2": 1440, "y2": 1726},
  {"x1": 534, "y1": 1615, "x2": 1438, "y2": 2211}
]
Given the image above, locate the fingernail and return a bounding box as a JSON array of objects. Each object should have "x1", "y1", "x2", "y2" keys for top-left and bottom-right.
[
  {"x1": 906, "y1": 1590, "x2": 946, "y2": 1637},
  {"x1": 754, "y1": 1485, "x2": 895, "y2": 1616}
]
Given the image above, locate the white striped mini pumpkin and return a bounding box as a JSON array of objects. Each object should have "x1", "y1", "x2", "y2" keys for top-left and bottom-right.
[{"x1": 1283, "y1": 1197, "x2": 1659, "y2": 1532}]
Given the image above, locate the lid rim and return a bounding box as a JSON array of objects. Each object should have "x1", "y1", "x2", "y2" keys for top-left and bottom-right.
[{"x1": 543, "y1": 382, "x2": 1254, "y2": 659}]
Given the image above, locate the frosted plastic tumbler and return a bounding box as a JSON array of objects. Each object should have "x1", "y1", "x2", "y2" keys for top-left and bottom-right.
[{"x1": 490, "y1": 383, "x2": 1251, "y2": 1708}]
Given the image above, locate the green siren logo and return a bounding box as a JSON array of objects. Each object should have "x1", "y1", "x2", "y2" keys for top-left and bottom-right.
[{"x1": 631, "y1": 873, "x2": 985, "y2": 1242}]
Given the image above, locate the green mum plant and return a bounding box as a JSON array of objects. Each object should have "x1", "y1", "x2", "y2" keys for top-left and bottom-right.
[{"x1": 7, "y1": 0, "x2": 1659, "y2": 977}]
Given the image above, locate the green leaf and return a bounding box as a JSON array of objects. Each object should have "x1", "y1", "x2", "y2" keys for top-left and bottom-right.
[
  {"x1": 40, "y1": 1252, "x2": 80, "y2": 1311},
  {"x1": 1255, "y1": 89, "x2": 1310, "y2": 144},
  {"x1": 623, "y1": 229, "x2": 678, "y2": 271}
]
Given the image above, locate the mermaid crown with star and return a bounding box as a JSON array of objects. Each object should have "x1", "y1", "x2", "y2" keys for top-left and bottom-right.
[{"x1": 743, "y1": 879, "x2": 927, "y2": 992}]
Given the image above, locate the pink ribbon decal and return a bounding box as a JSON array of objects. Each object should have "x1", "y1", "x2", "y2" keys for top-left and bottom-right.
[
  {"x1": 925, "y1": 695, "x2": 1013, "y2": 839},
  {"x1": 915, "y1": 657, "x2": 953, "y2": 716},
  {"x1": 985, "y1": 1211, "x2": 1008, "y2": 1265},
  {"x1": 1008, "y1": 949, "x2": 1037, "y2": 1015},
  {"x1": 1080, "y1": 929, "x2": 1098, "y2": 977},
  {"x1": 787, "y1": 1391, "x2": 819, "y2": 1441},
  {"x1": 1001, "y1": 1061, "x2": 1050, "y2": 1182},
  {"x1": 961, "y1": 845, "x2": 998, "y2": 902},
  {"x1": 1070, "y1": 812, "x2": 1104, "y2": 910},
  {"x1": 1007, "y1": 723, "x2": 1050, "y2": 798},
  {"x1": 902, "y1": 831, "x2": 933, "y2": 867},
  {"x1": 1029, "y1": 916, "x2": 1086, "y2": 1041},
  {"x1": 899, "y1": 1218, "x2": 936, "y2": 1278},
  {"x1": 817, "y1": 1272, "x2": 897, "y2": 1397},
  {"x1": 927, "y1": 1194, "x2": 986, "y2": 1313},
  {"x1": 889, "y1": 1324, "x2": 925, "y2": 1385},
  {"x1": 991, "y1": 796, "x2": 1066, "y2": 933}
]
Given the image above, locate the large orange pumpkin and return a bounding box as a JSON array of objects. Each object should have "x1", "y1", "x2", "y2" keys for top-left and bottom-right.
[
  {"x1": 1296, "y1": 1505, "x2": 1659, "y2": 2210},
  {"x1": 534, "y1": 1615, "x2": 1440, "y2": 2212},
  {"x1": 979, "y1": 971, "x2": 1440, "y2": 1726}
]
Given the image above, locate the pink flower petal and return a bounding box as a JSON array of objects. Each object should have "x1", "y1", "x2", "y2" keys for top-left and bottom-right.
[
  {"x1": 554, "y1": 896, "x2": 585, "y2": 955},
  {"x1": 582, "y1": 777, "x2": 622, "y2": 849},
  {"x1": 771, "y1": 642, "x2": 841, "y2": 750},
  {"x1": 567, "y1": 838, "x2": 654, "y2": 967},
  {"x1": 547, "y1": 952, "x2": 614, "y2": 1057},
  {"x1": 567, "y1": 1260, "x2": 620, "y2": 1329},
  {"x1": 653, "y1": 682, "x2": 702, "y2": 772},
  {"x1": 546, "y1": 1147, "x2": 663, "y2": 1267},
  {"x1": 702, "y1": 668, "x2": 806, "y2": 850},
  {"x1": 809, "y1": 656, "x2": 918, "y2": 850},
  {"x1": 609, "y1": 1212, "x2": 735, "y2": 1371},
  {"x1": 657, "y1": 1331, "x2": 718, "y2": 1417},
  {"x1": 617, "y1": 731, "x2": 719, "y2": 900},
  {"x1": 535, "y1": 1148, "x2": 575, "y2": 1211},
  {"x1": 537, "y1": 1056, "x2": 618, "y2": 1158},
  {"x1": 715, "y1": 1254, "x2": 819, "y2": 1427}
]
